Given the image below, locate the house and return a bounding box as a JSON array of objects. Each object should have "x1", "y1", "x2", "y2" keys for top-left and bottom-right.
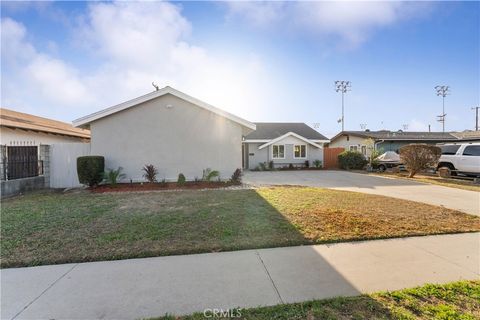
[
  {"x1": 328, "y1": 130, "x2": 460, "y2": 158},
  {"x1": 73, "y1": 86, "x2": 255, "y2": 181},
  {"x1": 1, "y1": 108, "x2": 90, "y2": 145},
  {"x1": 243, "y1": 123, "x2": 329, "y2": 170},
  {"x1": 451, "y1": 130, "x2": 480, "y2": 142}
]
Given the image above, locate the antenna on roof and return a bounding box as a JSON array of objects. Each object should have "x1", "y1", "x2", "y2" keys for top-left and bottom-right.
[
  {"x1": 402, "y1": 124, "x2": 409, "y2": 131},
  {"x1": 312, "y1": 123, "x2": 320, "y2": 129},
  {"x1": 152, "y1": 82, "x2": 159, "y2": 91},
  {"x1": 360, "y1": 123, "x2": 367, "y2": 130}
]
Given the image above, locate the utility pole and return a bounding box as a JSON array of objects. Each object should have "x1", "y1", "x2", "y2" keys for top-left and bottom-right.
[
  {"x1": 335, "y1": 81, "x2": 351, "y2": 131},
  {"x1": 472, "y1": 106, "x2": 479, "y2": 131},
  {"x1": 435, "y1": 85, "x2": 450, "y2": 133}
]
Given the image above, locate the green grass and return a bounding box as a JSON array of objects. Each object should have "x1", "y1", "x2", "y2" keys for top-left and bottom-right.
[
  {"x1": 1, "y1": 187, "x2": 479, "y2": 268},
  {"x1": 152, "y1": 280, "x2": 480, "y2": 320}
]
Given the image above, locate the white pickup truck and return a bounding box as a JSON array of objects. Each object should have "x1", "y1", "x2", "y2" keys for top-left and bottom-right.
[{"x1": 437, "y1": 143, "x2": 480, "y2": 177}]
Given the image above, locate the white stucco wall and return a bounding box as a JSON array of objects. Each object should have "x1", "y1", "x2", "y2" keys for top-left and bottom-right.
[
  {"x1": 0, "y1": 127, "x2": 88, "y2": 145},
  {"x1": 329, "y1": 135, "x2": 371, "y2": 157},
  {"x1": 89, "y1": 93, "x2": 246, "y2": 181},
  {"x1": 246, "y1": 135, "x2": 324, "y2": 169}
]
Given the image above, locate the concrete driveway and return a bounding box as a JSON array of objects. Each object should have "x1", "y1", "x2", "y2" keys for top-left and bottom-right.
[{"x1": 243, "y1": 170, "x2": 479, "y2": 216}]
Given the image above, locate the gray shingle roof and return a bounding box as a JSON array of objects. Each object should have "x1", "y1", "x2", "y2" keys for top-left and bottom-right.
[
  {"x1": 333, "y1": 130, "x2": 459, "y2": 141},
  {"x1": 245, "y1": 123, "x2": 328, "y2": 140}
]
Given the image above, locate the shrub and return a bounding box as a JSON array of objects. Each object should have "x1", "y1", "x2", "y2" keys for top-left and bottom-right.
[
  {"x1": 313, "y1": 159, "x2": 322, "y2": 168},
  {"x1": 304, "y1": 160, "x2": 310, "y2": 168},
  {"x1": 230, "y1": 168, "x2": 242, "y2": 184},
  {"x1": 268, "y1": 160, "x2": 274, "y2": 170},
  {"x1": 202, "y1": 168, "x2": 220, "y2": 182},
  {"x1": 258, "y1": 162, "x2": 267, "y2": 171},
  {"x1": 104, "y1": 167, "x2": 126, "y2": 185},
  {"x1": 400, "y1": 144, "x2": 441, "y2": 178},
  {"x1": 288, "y1": 163, "x2": 294, "y2": 170},
  {"x1": 77, "y1": 156, "x2": 105, "y2": 187},
  {"x1": 142, "y1": 164, "x2": 158, "y2": 183},
  {"x1": 177, "y1": 173, "x2": 186, "y2": 185},
  {"x1": 338, "y1": 151, "x2": 367, "y2": 170}
]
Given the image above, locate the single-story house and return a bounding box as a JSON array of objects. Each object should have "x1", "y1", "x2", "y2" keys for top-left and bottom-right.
[
  {"x1": 1, "y1": 108, "x2": 90, "y2": 145},
  {"x1": 73, "y1": 86, "x2": 255, "y2": 181},
  {"x1": 328, "y1": 130, "x2": 461, "y2": 158},
  {"x1": 243, "y1": 123, "x2": 329, "y2": 170}
]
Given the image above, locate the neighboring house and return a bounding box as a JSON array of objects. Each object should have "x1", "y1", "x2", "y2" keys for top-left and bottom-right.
[
  {"x1": 328, "y1": 130, "x2": 460, "y2": 158},
  {"x1": 73, "y1": 86, "x2": 255, "y2": 181},
  {"x1": 1, "y1": 108, "x2": 90, "y2": 145},
  {"x1": 451, "y1": 130, "x2": 480, "y2": 142},
  {"x1": 243, "y1": 123, "x2": 329, "y2": 170}
]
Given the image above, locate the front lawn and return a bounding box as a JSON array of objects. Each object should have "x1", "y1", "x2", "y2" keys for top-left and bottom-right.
[
  {"x1": 1, "y1": 187, "x2": 479, "y2": 268},
  {"x1": 154, "y1": 280, "x2": 480, "y2": 320}
]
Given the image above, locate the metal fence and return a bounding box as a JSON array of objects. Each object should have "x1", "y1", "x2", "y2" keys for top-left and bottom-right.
[{"x1": 1, "y1": 145, "x2": 43, "y2": 180}]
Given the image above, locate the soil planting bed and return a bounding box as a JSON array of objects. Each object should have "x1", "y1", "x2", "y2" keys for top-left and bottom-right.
[{"x1": 91, "y1": 181, "x2": 236, "y2": 193}]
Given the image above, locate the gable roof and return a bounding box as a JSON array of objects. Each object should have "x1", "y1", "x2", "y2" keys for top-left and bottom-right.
[
  {"x1": 258, "y1": 132, "x2": 323, "y2": 149},
  {"x1": 245, "y1": 122, "x2": 328, "y2": 141},
  {"x1": 1, "y1": 108, "x2": 90, "y2": 139},
  {"x1": 73, "y1": 86, "x2": 256, "y2": 131},
  {"x1": 330, "y1": 130, "x2": 459, "y2": 142}
]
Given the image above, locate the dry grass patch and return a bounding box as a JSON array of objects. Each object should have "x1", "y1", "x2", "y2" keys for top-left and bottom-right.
[
  {"x1": 256, "y1": 187, "x2": 480, "y2": 242},
  {"x1": 2, "y1": 187, "x2": 479, "y2": 268}
]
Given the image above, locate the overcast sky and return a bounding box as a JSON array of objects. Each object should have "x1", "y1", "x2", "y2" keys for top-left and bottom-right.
[{"x1": 1, "y1": 1, "x2": 479, "y2": 137}]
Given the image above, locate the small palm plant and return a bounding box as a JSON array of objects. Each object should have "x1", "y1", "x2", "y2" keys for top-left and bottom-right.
[
  {"x1": 142, "y1": 164, "x2": 158, "y2": 183},
  {"x1": 202, "y1": 168, "x2": 220, "y2": 182},
  {"x1": 313, "y1": 160, "x2": 322, "y2": 168},
  {"x1": 104, "y1": 167, "x2": 126, "y2": 186}
]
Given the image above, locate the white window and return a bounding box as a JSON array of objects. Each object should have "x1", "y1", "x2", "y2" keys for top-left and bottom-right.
[
  {"x1": 349, "y1": 145, "x2": 358, "y2": 152},
  {"x1": 294, "y1": 145, "x2": 307, "y2": 158},
  {"x1": 272, "y1": 145, "x2": 285, "y2": 159}
]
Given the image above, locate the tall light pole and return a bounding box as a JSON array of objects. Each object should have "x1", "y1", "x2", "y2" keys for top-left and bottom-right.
[
  {"x1": 435, "y1": 85, "x2": 450, "y2": 133},
  {"x1": 472, "y1": 106, "x2": 479, "y2": 131},
  {"x1": 335, "y1": 80, "x2": 351, "y2": 131}
]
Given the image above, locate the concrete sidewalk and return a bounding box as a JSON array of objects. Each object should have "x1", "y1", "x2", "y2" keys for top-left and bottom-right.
[{"x1": 2, "y1": 233, "x2": 479, "y2": 320}]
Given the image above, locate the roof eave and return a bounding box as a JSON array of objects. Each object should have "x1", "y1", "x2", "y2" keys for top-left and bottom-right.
[{"x1": 72, "y1": 87, "x2": 256, "y2": 131}]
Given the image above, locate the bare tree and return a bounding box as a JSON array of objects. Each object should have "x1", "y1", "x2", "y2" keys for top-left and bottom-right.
[{"x1": 399, "y1": 144, "x2": 441, "y2": 178}]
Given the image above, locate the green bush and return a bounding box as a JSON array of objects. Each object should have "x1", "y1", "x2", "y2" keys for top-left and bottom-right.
[
  {"x1": 77, "y1": 156, "x2": 105, "y2": 187},
  {"x1": 104, "y1": 167, "x2": 126, "y2": 185},
  {"x1": 230, "y1": 168, "x2": 242, "y2": 184},
  {"x1": 313, "y1": 159, "x2": 322, "y2": 168},
  {"x1": 177, "y1": 173, "x2": 186, "y2": 185},
  {"x1": 202, "y1": 168, "x2": 220, "y2": 182},
  {"x1": 338, "y1": 151, "x2": 367, "y2": 170}
]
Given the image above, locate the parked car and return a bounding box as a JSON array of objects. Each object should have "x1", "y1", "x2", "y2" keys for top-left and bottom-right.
[
  {"x1": 437, "y1": 143, "x2": 480, "y2": 177},
  {"x1": 374, "y1": 151, "x2": 403, "y2": 172}
]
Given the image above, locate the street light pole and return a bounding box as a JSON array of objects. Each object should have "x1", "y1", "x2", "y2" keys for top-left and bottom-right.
[
  {"x1": 473, "y1": 106, "x2": 479, "y2": 131},
  {"x1": 335, "y1": 81, "x2": 351, "y2": 131},
  {"x1": 435, "y1": 85, "x2": 450, "y2": 133}
]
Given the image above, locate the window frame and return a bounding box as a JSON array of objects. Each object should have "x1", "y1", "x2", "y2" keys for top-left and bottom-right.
[
  {"x1": 462, "y1": 145, "x2": 480, "y2": 156},
  {"x1": 293, "y1": 144, "x2": 307, "y2": 159},
  {"x1": 349, "y1": 145, "x2": 359, "y2": 152},
  {"x1": 272, "y1": 144, "x2": 285, "y2": 159}
]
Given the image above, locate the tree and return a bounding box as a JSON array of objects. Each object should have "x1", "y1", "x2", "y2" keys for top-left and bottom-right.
[{"x1": 399, "y1": 144, "x2": 441, "y2": 178}]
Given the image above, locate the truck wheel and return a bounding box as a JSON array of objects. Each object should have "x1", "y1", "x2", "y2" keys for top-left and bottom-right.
[
  {"x1": 378, "y1": 164, "x2": 386, "y2": 172},
  {"x1": 438, "y1": 167, "x2": 452, "y2": 178}
]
